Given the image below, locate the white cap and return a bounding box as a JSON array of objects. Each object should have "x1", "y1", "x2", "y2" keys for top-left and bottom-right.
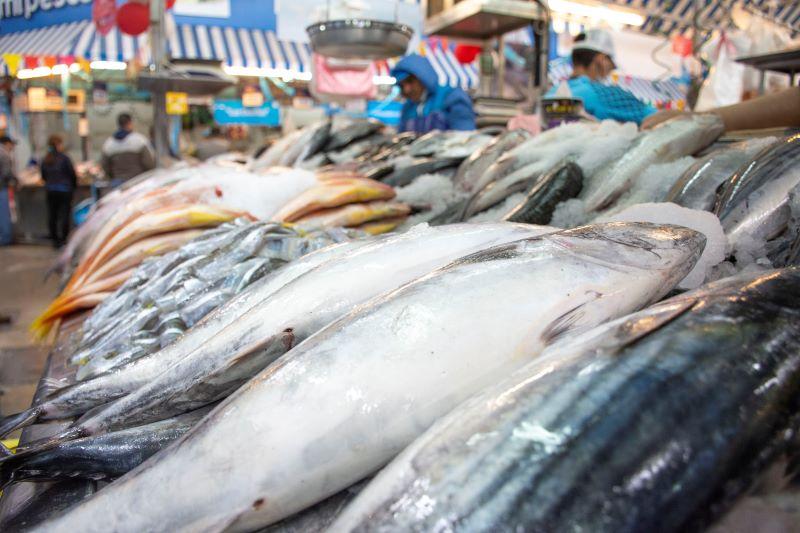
[{"x1": 573, "y1": 29, "x2": 616, "y2": 66}]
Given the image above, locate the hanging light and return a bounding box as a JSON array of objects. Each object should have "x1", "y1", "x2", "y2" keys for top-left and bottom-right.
[{"x1": 548, "y1": 0, "x2": 646, "y2": 27}]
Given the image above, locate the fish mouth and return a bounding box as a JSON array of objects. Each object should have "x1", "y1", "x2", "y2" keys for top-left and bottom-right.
[{"x1": 547, "y1": 222, "x2": 706, "y2": 271}]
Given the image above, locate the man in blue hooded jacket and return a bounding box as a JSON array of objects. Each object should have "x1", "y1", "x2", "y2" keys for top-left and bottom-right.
[{"x1": 391, "y1": 54, "x2": 476, "y2": 134}]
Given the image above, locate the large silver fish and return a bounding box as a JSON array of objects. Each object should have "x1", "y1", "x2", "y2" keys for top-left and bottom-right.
[
  {"x1": 330, "y1": 268, "x2": 800, "y2": 533},
  {"x1": 0, "y1": 239, "x2": 371, "y2": 439},
  {"x1": 34, "y1": 222, "x2": 703, "y2": 533},
  {"x1": 582, "y1": 114, "x2": 724, "y2": 212},
  {"x1": 23, "y1": 223, "x2": 555, "y2": 447},
  {"x1": 665, "y1": 137, "x2": 776, "y2": 211}
]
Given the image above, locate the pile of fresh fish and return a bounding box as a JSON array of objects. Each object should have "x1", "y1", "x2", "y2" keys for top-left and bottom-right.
[
  {"x1": 331, "y1": 267, "x2": 800, "y2": 532},
  {"x1": 66, "y1": 220, "x2": 357, "y2": 381},
  {"x1": 10, "y1": 222, "x2": 702, "y2": 532},
  {"x1": 6, "y1": 112, "x2": 800, "y2": 533}
]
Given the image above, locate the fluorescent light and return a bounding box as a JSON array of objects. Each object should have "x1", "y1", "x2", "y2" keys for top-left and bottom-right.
[
  {"x1": 223, "y1": 65, "x2": 312, "y2": 81},
  {"x1": 373, "y1": 75, "x2": 396, "y2": 85},
  {"x1": 69, "y1": 63, "x2": 82, "y2": 73},
  {"x1": 90, "y1": 60, "x2": 127, "y2": 70},
  {"x1": 51, "y1": 64, "x2": 69, "y2": 75},
  {"x1": 548, "y1": 0, "x2": 645, "y2": 27}
]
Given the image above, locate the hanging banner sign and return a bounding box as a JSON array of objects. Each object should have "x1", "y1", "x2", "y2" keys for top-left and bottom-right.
[
  {"x1": 213, "y1": 99, "x2": 280, "y2": 126},
  {"x1": 166, "y1": 91, "x2": 189, "y2": 115},
  {"x1": 92, "y1": 0, "x2": 117, "y2": 35}
]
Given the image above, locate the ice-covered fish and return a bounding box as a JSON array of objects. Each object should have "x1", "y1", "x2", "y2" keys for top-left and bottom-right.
[
  {"x1": 454, "y1": 129, "x2": 531, "y2": 192},
  {"x1": 24, "y1": 224, "x2": 555, "y2": 449},
  {"x1": 502, "y1": 162, "x2": 584, "y2": 224},
  {"x1": 382, "y1": 158, "x2": 461, "y2": 188},
  {"x1": 665, "y1": 137, "x2": 776, "y2": 211},
  {"x1": 583, "y1": 115, "x2": 724, "y2": 212},
  {"x1": 324, "y1": 120, "x2": 383, "y2": 152},
  {"x1": 0, "y1": 239, "x2": 371, "y2": 438},
  {"x1": 331, "y1": 268, "x2": 800, "y2": 533},
  {"x1": 34, "y1": 223, "x2": 703, "y2": 532}
]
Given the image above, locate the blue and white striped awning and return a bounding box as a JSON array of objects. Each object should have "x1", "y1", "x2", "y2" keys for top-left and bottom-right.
[
  {"x1": 0, "y1": 20, "x2": 89, "y2": 65},
  {"x1": 0, "y1": 16, "x2": 478, "y2": 89}
]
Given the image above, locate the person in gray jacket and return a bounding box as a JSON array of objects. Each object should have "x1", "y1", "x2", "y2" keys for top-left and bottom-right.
[
  {"x1": 101, "y1": 113, "x2": 156, "y2": 187},
  {"x1": 0, "y1": 135, "x2": 18, "y2": 246}
]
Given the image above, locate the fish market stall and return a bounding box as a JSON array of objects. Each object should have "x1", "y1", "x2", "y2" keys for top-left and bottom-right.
[{"x1": 1, "y1": 111, "x2": 800, "y2": 531}]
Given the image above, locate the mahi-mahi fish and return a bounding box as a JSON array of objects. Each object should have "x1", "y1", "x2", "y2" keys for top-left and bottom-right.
[
  {"x1": 33, "y1": 222, "x2": 703, "y2": 532},
  {"x1": 330, "y1": 268, "x2": 800, "y2": 533}
]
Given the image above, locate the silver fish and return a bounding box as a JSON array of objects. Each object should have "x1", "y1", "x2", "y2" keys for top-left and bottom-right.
[
  {"x1": 33, "y1": 223, "x2": 703, "y2": 533},
  {"x1": 324, "y1": 120, "x2": 383, "y2": 152},
  {"x1": 0, "y1": 239, "x2": 371, "y2": 439},
  {"x1": 665, "y1": 137, "x2": 776, "y2": 211},
  {"x1": 330, "y1": 268, "x2": 800, "y2": 533},
  {"x1": 582, "y1": 114, "x2": 724, "y2": 212},
  {"x1": 31, "y1": 224, "x2": 553, "y2": 446},
  {"x1": 720, "y1": 136, "x2": 800, "y2": 254},
  {"x1": 0, "y1": 407, "x2": 212, "y2": 489},
  {"x1": 454, "y1": 129, "x2": 532, "y2": 192},
  {"x1": 502, "y1": 161, "x2": 584, "y2": 224}
]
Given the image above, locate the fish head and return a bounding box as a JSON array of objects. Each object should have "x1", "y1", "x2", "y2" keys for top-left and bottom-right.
[{"x1": 547, "y1": 222, "x2": 705, "y2": 277}]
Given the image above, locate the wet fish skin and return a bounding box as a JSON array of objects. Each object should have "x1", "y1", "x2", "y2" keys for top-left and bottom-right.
[
  {"x1": 324, "y1": 120, "x2": 383, "y2": 152},
  {"x1": 583, "y1": 114, "x2": 724, "y2": 212},
  {"x1": 503, "y1": 161, "x2": 584, "y2": 224},
  {"x1": 297, "y1": 121, "x2": 332, "y2": 162},
  {"x1": 331, "y1": 268, "x2": 800, "y2": 533},
  {"x1": 715, "y1": 134, "x2": 800, "y2": 218},
  {"x1": 665, "y1": 137, "x2": 776, "y2": 211},
  {"x1": 0, "y1": 407, "x2": 211, "y2": 489},
  {"x1": 0, "y1": 239, "x2": 370, "y2": 439},
  {"x1": 454, "y1": 129, "x2": 531, "y2": 192},
  {"x1": 382, "y1": 158, "x2": 462, "y2": 188},
  {"x1": 721, "y1": 151, "x2": 800, "y2": 252},
  {"x1": 463, "y1": 162, "x2": 543, "y2": 219},
  {"x1": 34, "y1": 223, "x2": 703, "y2": 533},
  {"x1": 41, "y1": 224, "x2": 553, "y2": 443}
]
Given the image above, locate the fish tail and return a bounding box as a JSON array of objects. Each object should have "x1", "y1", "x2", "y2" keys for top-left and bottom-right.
[
  {"x1": 0, "y1": 407, "x2": 42, "y2": 439},
  {"x1": 14, "y1": 426, "x2": 86, "y2": 455}
]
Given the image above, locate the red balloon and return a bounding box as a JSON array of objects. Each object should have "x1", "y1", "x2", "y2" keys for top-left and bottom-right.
[
  {"x1": 454, "y1": 44, "x2": 482, "y2": 64},
  {"x1": 117, "y1": 2, "x2": 150, "y2": 36}
]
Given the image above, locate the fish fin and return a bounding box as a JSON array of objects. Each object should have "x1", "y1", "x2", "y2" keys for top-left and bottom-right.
[
  {"x1": 540, "y1": 301, "x2": 591, "y2": 346},
  {"x1": 0, "y1": 407, "x2": 42, "y2": 439}
]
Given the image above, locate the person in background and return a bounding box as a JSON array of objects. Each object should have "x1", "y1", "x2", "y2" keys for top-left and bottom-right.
[
  {"x1": 548, "y1": 29, "x2": 656, "y2": 126},
  {"x1": 642, "y1": 86, "x2": 800, "y2": 132},
  {"x1": 40, "y1": 134, "x2": 77, "y2": 248},
  {"x1": 195, "y1": 126, "x2": 231, "y2": 161},
  {"x1": 391, "y1": 54, "x2": 476, "y2": 134},
  {"x1": 101, "y1": 113, "x2": 156, "y2": 187},
  {"x1": 0, "y1": 135, "x2": 18, "y2": 246}
]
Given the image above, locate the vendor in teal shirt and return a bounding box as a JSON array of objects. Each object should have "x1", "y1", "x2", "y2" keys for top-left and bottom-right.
[{"x1": 548, "y1": 29, "x2": 656, "y2": 125}]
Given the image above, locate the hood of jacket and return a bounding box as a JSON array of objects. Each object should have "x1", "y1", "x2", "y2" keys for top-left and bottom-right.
[{"x1": 391, "y1": 54, "x2": 440, "y2": 93}]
